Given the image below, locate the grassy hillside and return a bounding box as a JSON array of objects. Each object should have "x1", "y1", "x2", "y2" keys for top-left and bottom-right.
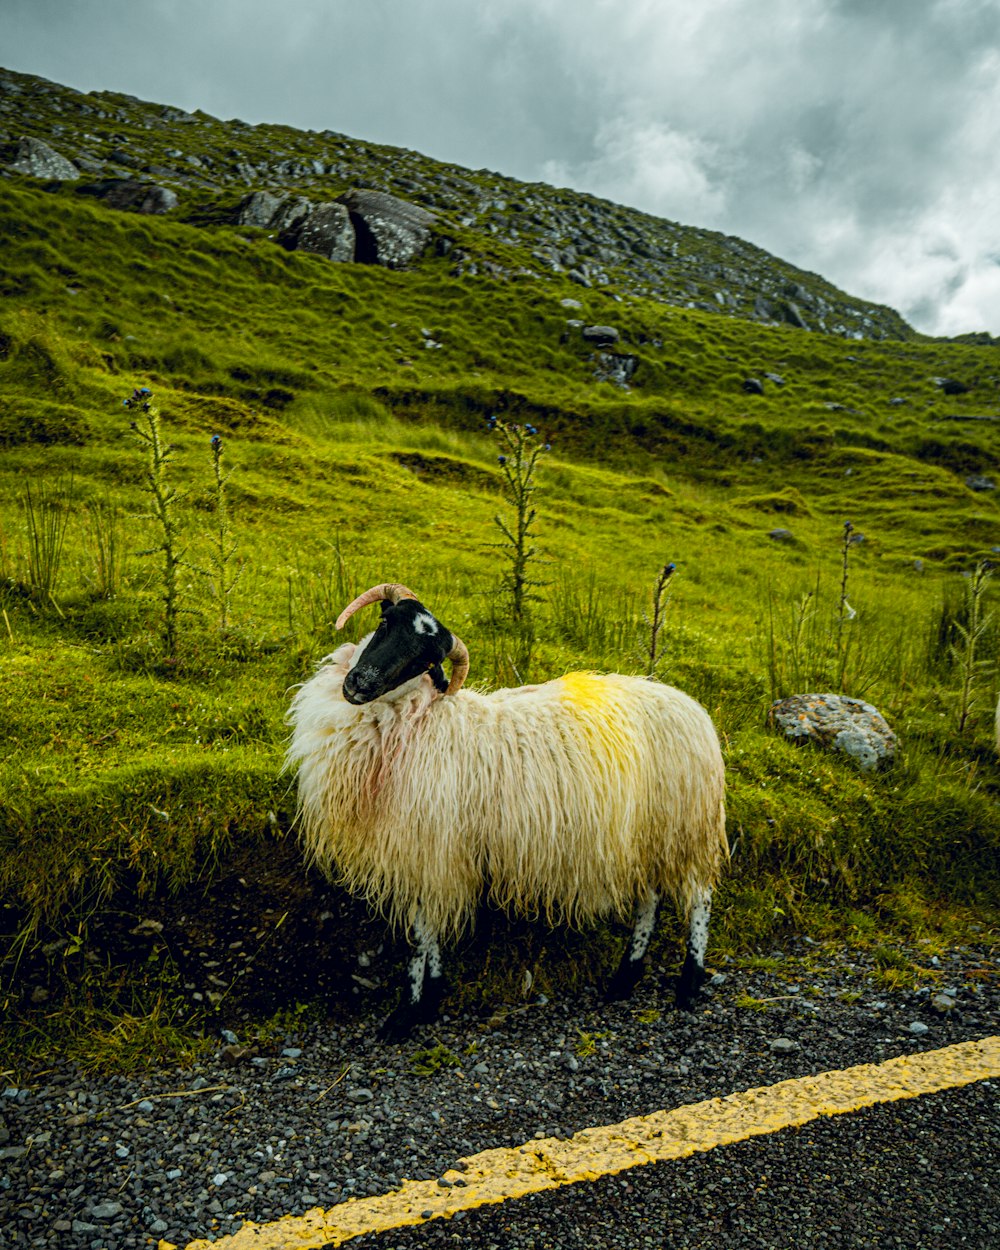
[{"x1": 1, "y1": 158, "x2": 999, "y2": 1071}]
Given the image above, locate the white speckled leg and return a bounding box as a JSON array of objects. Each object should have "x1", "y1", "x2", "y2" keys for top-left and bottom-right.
[
  {"x1": 405, "y1": 948, "x2": 428, "y2": 1007},
  {"x1": 627, "y1": 888, "x2": 660, "y2": 964},
  {"x1": 607, "y1": 888, "x2": 660, "y2": 1000},
  {"x1": 676, "y1": 886, "x2": 712, "y2": 1009},
  {"x1": 410, "y1": 909, "x2": 443, "y2": 1001},
  {"x1": 379, "y1": 907, "x2": 445, "y2": 1041}
]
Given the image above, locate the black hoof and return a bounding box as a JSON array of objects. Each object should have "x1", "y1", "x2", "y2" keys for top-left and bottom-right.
[
  {"x1": 377, "y1": 977, "x2": 446, "y2": 1042},
  {"x1": 674, "y1": 955, "x2": 705, "y2": 1011},
  {"x1": 377, "y1": 1006, "x2": 419, "y2": 1042},
  {"x1": 605, "y1": 958, "x2": 645, "y2": 1002}
]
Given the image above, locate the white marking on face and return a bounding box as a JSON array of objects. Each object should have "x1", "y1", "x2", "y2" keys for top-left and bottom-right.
[{"x1": 413, "y1": 612, "x2": 438, "y2": 636}]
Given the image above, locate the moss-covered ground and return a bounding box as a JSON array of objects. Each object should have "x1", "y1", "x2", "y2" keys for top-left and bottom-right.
[{"x1": 1, "y1": 179, "x2": 998, "y2": 1076}]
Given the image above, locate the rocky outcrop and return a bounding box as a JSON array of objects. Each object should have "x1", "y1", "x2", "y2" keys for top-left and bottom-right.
[
  {"x1": 6, "y1": 135, "x2": 78, "y2": 180},
  {"x1": 76, "y1": 179, "x2": 178, "y2": 214},
  {"x1": 280, "y1": 201, "x2": 354, "y2": 261},
  {"x1": 233, "y1": 190, "x2": 284, "y2": 227},
  {"x1": 593, "y1": 351, "x2": 638, "y2": 388},
  {"x1": 769, "y1": 693, "x2": 897, "y2": 771},
  {"x1": 336, "y1": 189, "x2": 436, "y2": 269},
  {"x1": 0, "y1": 67, "x2": 917, "y2": 339}
]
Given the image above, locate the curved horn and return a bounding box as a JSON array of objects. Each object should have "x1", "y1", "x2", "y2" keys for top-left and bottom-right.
[
  {"x1": 335, "y1": 582, "x2": 419, "y2": 630},
  {"x1": 445, "y1": 632, "x2": 470, "y2": 695}
]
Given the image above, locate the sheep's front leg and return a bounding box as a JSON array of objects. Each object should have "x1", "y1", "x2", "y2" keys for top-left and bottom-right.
[
  {"x1": 378, "y1": 909, "x2": 445, "y2": 1041},
  {"x1": 675, "y1": 886, "x2": 712, "y2": 1010},
  {"x1": 606, "y1": 888, "x2": 660, "y2": 1000}
]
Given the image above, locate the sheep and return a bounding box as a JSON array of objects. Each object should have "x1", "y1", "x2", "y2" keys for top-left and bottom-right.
[{"x1": 285, "y1": 581, "x2": 727, "y2": 1038}]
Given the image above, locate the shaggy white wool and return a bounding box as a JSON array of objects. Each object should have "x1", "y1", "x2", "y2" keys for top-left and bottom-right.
[{"x1": 286, "y1": 645, "x2": 726, "y2": 944}]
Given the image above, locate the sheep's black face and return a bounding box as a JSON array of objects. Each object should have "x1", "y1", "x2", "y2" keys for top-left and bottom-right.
[{"x1": 342, "y1": 599, "x2": 453, "y2": 705}]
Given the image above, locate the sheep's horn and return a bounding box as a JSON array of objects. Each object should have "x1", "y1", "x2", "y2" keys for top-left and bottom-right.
[
  {"x1": 445, "y1": 632, "x2": 470, "y2": 695},
  {"x1": 335, "y1": 582, "x2": 419, "y2": 630}
]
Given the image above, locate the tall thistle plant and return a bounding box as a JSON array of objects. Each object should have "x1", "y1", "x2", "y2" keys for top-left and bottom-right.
[
  {"x1": 125, "y1": 387, "x2": 185, "y2": 662},
  {"x1": 835, "y1": 519, "x2": 857, "y2": 692},
  {"x1": 488, "y1": 416, "x2": 550, "y2": 621},
  {"x1": 950, "y1": 561, "x2": 994, "y2": 735},
  {"x1": 644, "y1": 561, "x2": 676, "y2": 678},
  {"x1": 486, "y1": 416, "x2": 550, "y2": 682}
]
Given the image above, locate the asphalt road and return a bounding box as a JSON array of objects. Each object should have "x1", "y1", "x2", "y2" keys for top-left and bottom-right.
[
  {"x1": 347, "y1": 1080, "x2": 998, "y2": 1250},
  {"x1": 2, "y1": 936, "x2": 997, "y2": 1250}
]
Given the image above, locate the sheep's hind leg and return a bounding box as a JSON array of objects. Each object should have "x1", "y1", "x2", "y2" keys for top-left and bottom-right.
[
  {"x1": 378, "y1": 909, "x2": 445, "y2": 1041},
  {"x1": 675, "y1": 886, "x2": 712, "y2": 1010},
  {"x1": 606, "y1": 888, "x2": 660, "y2": 1001}
]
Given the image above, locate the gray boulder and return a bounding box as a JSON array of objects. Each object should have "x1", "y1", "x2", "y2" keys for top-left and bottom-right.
[
  {"x1": 770, "y1": 692, "x2": 897, "y2": 771},
  {"x1": 8, "y1": 135, "x2": 79, "y2": 181},
  {"x1": 269, "y1": 197, "x2": 314, "y2": 233},
  {"x1": 337, "y1": 189, "x2": 436, "y2": 268},
  {"x1": 581, "y1": 325, "x2": 620, "y2": 347},
  {"x1": 593, "y1": 351, "x2": 638, "y2": 388},
  {"x1": 233, "y1": 190, "x2": 285, "y2": 227},
  {"x1": 282, "y1": 202, "x2": 355, "y2": 261},
  {"x1": 76, "y1": 179, "x2": 177, "y2": 214}
]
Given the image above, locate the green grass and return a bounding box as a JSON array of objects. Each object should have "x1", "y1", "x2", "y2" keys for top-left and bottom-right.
[{"x1": 0, "y1": 173, "x2": 999, "y2": 1074}]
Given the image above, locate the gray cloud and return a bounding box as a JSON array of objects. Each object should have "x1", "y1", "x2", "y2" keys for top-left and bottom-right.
[{"x1": 5, "y1": 0, "x2": 1000, "y2": 334}]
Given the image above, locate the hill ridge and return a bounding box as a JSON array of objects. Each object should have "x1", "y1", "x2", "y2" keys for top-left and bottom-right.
[{"x1": 0, "y1": 63, "x2": 913, "y2": 342}]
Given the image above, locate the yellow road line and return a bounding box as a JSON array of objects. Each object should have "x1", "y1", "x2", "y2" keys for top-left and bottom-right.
[{"x1": 174, "y1": 1035, "x2": 1000, "y2": 1250}]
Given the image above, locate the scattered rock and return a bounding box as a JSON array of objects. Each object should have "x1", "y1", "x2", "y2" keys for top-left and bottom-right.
[
  {"x1": 769, "y1": 693, "x2": 897, "y2": 771},
  {"x1": 908, "y1": 1021, "x2": 930, "y2": 1036},
  {"x1": 91, "y1": 1201, "x2": 123, "y2": 1220},
  {"x1": 233, "y1": 190, "x2": 285, "y2": 227},
  {"x1": 130, "y1": 918, "x2": 164, "y2": 936},
  {"x1": 76, "y1": 178, "x2": 178, "y2": 214},
  {"x1": 934, "y1": 377, "x2": 971, "y2": 396},
  {"x1": 6, "y1": 135, "x2": 79, "y2": 180},
  {"x1": 782, "y1": 301, "x2": 809, "y2": 330},
  {"x1": 743, "y1": 377, "x2": 765, "y2": 395},
  {"x1": 769, "y1": 1038, "x2": 799, "y2": 1054},
  {"x1": 930, "y1": 993, "x2": 957, "y2": 1015},
  {"x1": 965, "y1": 475, "x2": 996, "y2": 492},
  {"x1": 581, "y1": 325, "x2": 619, "y2": 347},
  {"x1": 768, "y1": 527, "x2": 794, "y2": 542},
  {"x1": 592, "y1": 351, "x2": 638, "y2": 389},
  {"x1": 221, "y1": 1044, "x2": 251, "y2": 1067}
]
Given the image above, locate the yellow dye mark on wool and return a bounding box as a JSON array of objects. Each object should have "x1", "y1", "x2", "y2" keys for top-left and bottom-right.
[
  {"x1": 177, "y1": 1036, "x2": 999, "y2": 1250},
  {"x1": 557, "y1": 672, "x2": 636, "y2": 770},
  {"x1": 557, "y1": 670, "x2": 612, "y2": 712}
]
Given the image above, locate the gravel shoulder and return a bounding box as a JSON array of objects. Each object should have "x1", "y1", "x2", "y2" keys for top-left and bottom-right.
[{"x1": 2, "y1": 937, "x2": 997, "y2": 1249}]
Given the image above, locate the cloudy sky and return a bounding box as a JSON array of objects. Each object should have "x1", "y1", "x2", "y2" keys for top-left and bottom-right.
[{"x1": 5, "y1": 0, "x2": 1000, "y2": 336}]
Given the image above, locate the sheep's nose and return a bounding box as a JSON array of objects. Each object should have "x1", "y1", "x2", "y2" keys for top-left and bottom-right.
[{"x1": 343, "y1": 669, "x2": 378, "y2": 704}]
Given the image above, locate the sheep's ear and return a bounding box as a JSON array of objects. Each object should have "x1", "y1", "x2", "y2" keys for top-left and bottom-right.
[
  {"x1": 428, "y1": 663, "x2": 448, "y2": 693},
  {"x1": 379, "y1": 600, "x2": 392, "y2": 618}
]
